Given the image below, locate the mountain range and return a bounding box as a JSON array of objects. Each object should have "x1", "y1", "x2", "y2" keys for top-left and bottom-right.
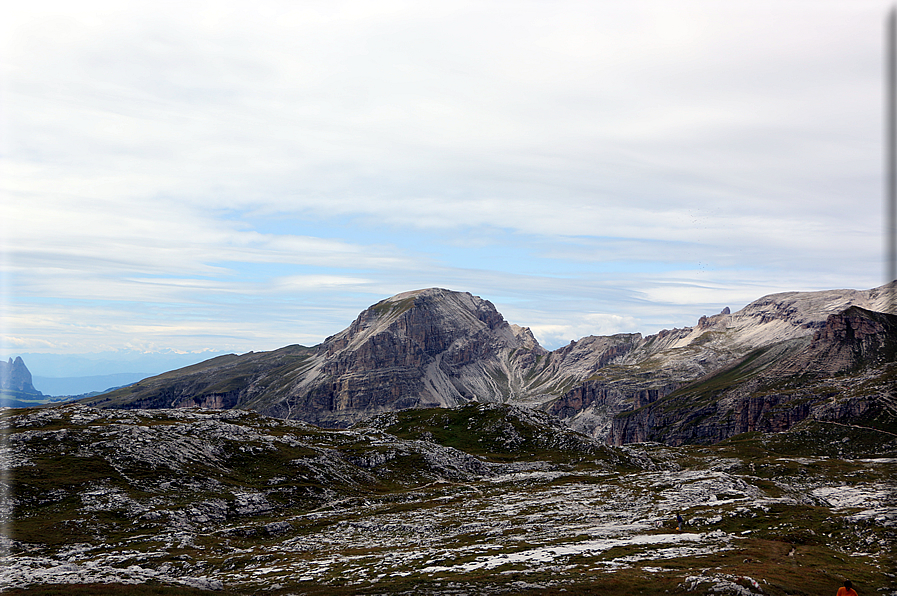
[{"x1": 82, "y1": 284, "x2": 897, "y2": 445}]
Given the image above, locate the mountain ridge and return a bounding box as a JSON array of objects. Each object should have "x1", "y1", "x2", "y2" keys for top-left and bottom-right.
[{"x1": 81, "y1": 284, "x2": 897, "y2": 445}]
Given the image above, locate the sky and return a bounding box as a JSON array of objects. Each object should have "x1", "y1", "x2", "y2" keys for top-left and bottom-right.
[{"x1": 1, "y1": 0, "x2": 893, "y2": 362}]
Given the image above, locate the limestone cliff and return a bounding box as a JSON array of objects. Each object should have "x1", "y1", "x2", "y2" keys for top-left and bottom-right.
[
  {"x1": 606, "y1": 306, "x2": 897, "y2": 446},
  {"x1": 546, "y1": 284, "x2": 896, "y2": 439}
]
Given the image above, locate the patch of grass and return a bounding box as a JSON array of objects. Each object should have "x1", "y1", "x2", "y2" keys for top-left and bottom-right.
[
  {"x1": 220, "y1": 441, "x2": 319, "y2": 485},
  {"x1": 371, "y1": 296, "x2": 416, "y2": 318},
  {"x1": 663, "y1": 347, "x2": 773, "y2": 410},
  {"x1": 368, "y1": 403, "x2": 617, "y2": 465},
  {"x1": 656, "y1": 537, "x2": 889, "y2": 596},
  {"x1": 763, "y1": 420, "x2": 897, "y2": 458}
]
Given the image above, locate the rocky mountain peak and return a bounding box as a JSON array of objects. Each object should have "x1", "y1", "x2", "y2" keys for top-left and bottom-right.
[
  {"x1": 324, "y1": 288, "x2": 520, "y2": 359},
  {"x1": 509, "y1": 324, "x2": 546, "y2": 353},
  {"x1": 1, "y1": 356, "x2": 40, "y2": 395},
  {"x1": 271, "y1": 288, "x2": 550, "y2": 425}
]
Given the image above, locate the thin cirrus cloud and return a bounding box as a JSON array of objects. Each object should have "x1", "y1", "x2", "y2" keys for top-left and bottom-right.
[{"x1": 1, "y1": 0, "x2": 891, "y2": 357}]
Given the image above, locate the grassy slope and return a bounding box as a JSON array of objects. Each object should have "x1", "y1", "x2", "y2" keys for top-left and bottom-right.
[
  {"x1": 366, "y1": 402, "x2": 634, "y2": 467},
  {"x1": 79, "y1": 345, "x2": 316, "y2": 410}
]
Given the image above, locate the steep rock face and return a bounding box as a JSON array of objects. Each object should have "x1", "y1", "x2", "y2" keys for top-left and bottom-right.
[
  {"x1": 281, "y1": 289, "x2": 548, "y2": 426},
  {"x1": 1, "y1": 357, "x2": 42, "y2": 396},
  {"x1": 794, "y1": 306, "x2": 897, "y2": 372},
  {"x1": 547, "y1": 379, "x2": 680, "y2": 441},
  {"x1": 549, "y1": 381, "x2": 678, "y2": 422},
  {"x1": 550, "y1": 284, "x2": 896, "y2": 439},
  {"x1": 607, "y1": 307, "x2": 897, "y2": 446}
]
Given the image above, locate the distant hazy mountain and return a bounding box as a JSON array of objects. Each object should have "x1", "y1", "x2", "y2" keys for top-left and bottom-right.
[
  {"x1": 1, "y1": 356, "x2": 44, "y2": 406},
  {"x1": 83, "y1": 284, "x2": 896, "y2": 445},
  {"x1": 10, "y1": 350, "x2": 231, "y2": 378},
  {"x1": 31, "y1": 373, "x2": 148, "y2": 398},
  {"x1": 1, "y1": 356, "x2": 39, "y2": 393},
  {"x1": 4, "y1": 350, "x2": 230, "y2": 397}
]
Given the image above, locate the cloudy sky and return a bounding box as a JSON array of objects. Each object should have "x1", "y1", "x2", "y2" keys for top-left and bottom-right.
[{"x1": 1, "y1": 1, "x2": 892, "y2": 358}]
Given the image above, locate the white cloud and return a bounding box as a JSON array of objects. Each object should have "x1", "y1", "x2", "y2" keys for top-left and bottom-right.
[
  {"x1": 528, "y1": 313, "x2": 643, "y2": 348},
  {"x1": 2, "y1": 336, "x2": 58, "y2": 350},
  {"x1": 1, "y1": 1, "x2": 891, "y2": 354},
  {"x1": 271, "y1": 275, "x2": 374, "y2": 292}
]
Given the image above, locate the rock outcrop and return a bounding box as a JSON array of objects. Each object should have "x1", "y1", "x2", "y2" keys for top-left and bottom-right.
[
  {"x1": 1, "y1": 357, "x2": 43, "y2": 403},
  {"x1": 548, "y1": 284, "x2": 896, "y2": 439},
  {"x1": 607, "y1": 306, "x2": 897, "y2": 446}
]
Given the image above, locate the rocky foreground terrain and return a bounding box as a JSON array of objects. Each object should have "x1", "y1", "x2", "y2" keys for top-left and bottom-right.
[
  {"x1": 3, "y1": 403, "x2": 896, "y2": 595},
  {"x1": 81, "y1": 285, "x2": 896, "y2": 446}
]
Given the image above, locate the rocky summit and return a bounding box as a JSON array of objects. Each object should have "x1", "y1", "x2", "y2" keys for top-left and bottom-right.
[{"x1": 82, "y1": 285, "x2": 896, "y2": 446}]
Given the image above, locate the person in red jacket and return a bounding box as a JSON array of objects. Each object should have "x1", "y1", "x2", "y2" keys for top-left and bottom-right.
[{"x1": 837, "y1": 580, "x2": 858, "y2": 596}]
